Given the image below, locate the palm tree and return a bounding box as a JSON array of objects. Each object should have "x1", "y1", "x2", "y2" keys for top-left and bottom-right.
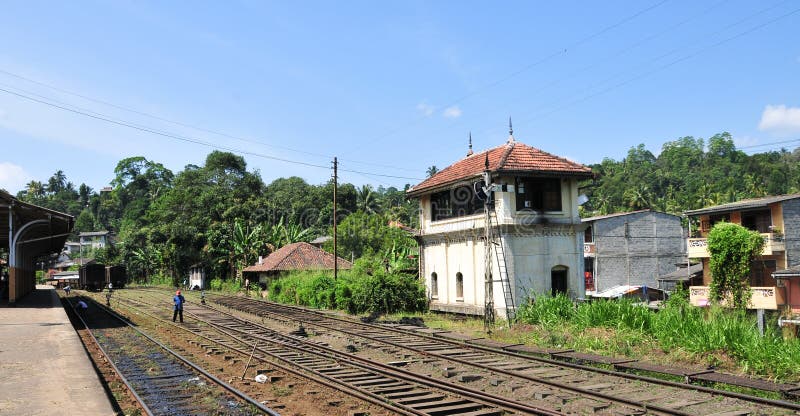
[
  {"x1": 623, "y1": 184, "x2": 652, "y2": 210},
  {"x1": 25, "y1": 181, "x2": 45, "y2": 199},
  {"x1": 47, "y1": 170, "x2": 67, "y2": 193},
  {"x1": 425, "y1": 166, "x2": 439, "y2": 178},
  {"x1": 356, "y1": 185, "x2": 379, "y2": 213}
]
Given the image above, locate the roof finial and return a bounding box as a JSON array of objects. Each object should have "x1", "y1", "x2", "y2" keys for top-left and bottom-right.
[
  {"x1": 508, "y1": 117, "x2": 515, "y2": 143},
  {"x1": 467, "y1": 132, "x2": 473, "y2": 156}
]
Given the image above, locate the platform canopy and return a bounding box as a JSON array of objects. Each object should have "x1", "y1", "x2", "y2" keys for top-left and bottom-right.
[{"x1": 1, "y1": 190, "x2": 73, "y2": 303}]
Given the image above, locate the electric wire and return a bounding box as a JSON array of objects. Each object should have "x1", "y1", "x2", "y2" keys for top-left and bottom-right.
[
  {"x1": 436, "y1": 0, "x2": 732, "y2": 138},
  {"x1": 0, "y1": 85, "x2": 425, "y2": 181},
  {"x1": 0, "y1": 69, "x2": 416, "y2": 172},
  {"x1": 515, "y1": 4, "x2": 800, "y2": 127},
  {"x1": 361, "y1": 0, "x2": 671, "y2": 147}
]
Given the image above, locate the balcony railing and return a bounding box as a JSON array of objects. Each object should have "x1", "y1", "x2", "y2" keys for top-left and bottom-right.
[
  {"x1": 687, "y1": 233, "x2": 785, "y2": 258},
  {"x1": 689, "y1": 286, "x2": 785, "y2": 310},
  {"x1": 584, "y1": 242, "x2": 595, "y2": 256}
]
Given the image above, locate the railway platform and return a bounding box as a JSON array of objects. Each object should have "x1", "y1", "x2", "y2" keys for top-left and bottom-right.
[{"x1": 0, "y1": 285, "x2": 116, "y2": 415}]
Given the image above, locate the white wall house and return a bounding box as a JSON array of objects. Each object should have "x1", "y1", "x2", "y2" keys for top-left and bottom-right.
[{"x1": 407, "y1": 134, "x2": 593, "y2": 318}]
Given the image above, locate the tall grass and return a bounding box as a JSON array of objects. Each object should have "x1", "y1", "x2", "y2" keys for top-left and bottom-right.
[{"x1": 516, "y1": 292, "x2": 800, "y2": 380}]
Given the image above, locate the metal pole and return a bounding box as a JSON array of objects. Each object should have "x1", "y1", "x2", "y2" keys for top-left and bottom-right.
[
  {"x1": 240, "y1": 340, "x2": 259, "y2": 380},
  {"x1": 333, "y1": 157, "x2": 338, "y2": 282}
]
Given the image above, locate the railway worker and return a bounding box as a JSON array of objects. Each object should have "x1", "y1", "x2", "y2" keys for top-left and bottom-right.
[
  {"x1": 173, "y1": 290, "x2": 185, "y2": 323},
  {"x1": 76, "y1": 300, "x2": 88, "y2": 312},
  {"x1": 64, "y1": 285, "x2": 71, "y2": 296}
]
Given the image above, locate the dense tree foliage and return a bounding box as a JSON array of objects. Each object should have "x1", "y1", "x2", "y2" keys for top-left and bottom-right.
[
  {"x1": 19, "y1": 130, "x2": 796, "y2": 290},
  {"x1": 16, "y1": 152, "x2": 419, "y2": 285},
  {"x1": 583, "y1": 132, "x2": 800, "y2": 216}
]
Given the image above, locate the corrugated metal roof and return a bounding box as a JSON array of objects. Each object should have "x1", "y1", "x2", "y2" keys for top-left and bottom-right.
[
  {"x1": 582, "y1": 209, "x2": 653, "y2": 223},
  {"x1": 685, "y1": 193, "x2": 800, "y2": 216},
  {"x1": 773, "y1": 265, "x2": 800, "y2": 278}
]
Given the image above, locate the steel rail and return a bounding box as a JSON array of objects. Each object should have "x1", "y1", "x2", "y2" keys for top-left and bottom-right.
[
  {"x1": 63, "y1": 296, "x2": 154, "y2": 416},
  {"x1": 203, "y1": 299, "x2": 683, "y2": 416},
  {"x1": 195, "y1": 309, "x2": 565, "y2": 416},
  {"x1": 85, "y1": 296, "x2": 281, "y2": 416},
  {"x1": 114, "y1": 296, "x2": 423, "y2": 416},
  {"x1": 117, "y1": 293, "x2": 562, "y2": 415},
  {"x1": 211, "y1": 293, "x2": 800, "y2": 411}
]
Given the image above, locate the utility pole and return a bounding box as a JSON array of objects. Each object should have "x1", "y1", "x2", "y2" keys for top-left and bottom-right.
[
  {"x1": 483, "y1": 154, "x2": 495, "y2": 333},
  {"x1": 333, "y1": 157, "x2": 338, "y2": 282}
]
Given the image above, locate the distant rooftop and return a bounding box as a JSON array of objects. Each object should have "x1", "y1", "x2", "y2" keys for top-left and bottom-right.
[
  {"x1": 685, "y1": 193, "x2": 800, "y2": 216},
  {"x1": 79, "y1": 231, "x2": 110, "y2": 237},
  {"x1": 582, "y1": 209, "x2": 657, "y2": 223}
]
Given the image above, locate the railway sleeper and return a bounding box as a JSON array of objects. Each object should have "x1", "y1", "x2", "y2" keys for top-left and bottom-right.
[
  {"x1": 413, "y1": 400, "x2": 485, "y2": 415},
  {"x1": 350, "y1": 377, "x2": 398, "y2": 387},
  {"x1": 385, "y1": 389, "x2": 437, "y2": 400},
  {"x1": 395, "y1": 393, "x2": 448, "y2": 405}
]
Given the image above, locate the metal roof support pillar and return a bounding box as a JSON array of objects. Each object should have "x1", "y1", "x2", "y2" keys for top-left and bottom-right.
[{"x1": 7, "y1": 203, "x2": 15, "y2": 303}]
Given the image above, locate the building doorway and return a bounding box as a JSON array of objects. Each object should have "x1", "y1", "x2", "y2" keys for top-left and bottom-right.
[{"x1": 551, "y1": 266, "x2": 568, "y2": 295}]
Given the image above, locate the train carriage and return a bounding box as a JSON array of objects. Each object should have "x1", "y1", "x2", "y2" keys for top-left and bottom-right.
[
  {"x1": 105, "y1": 265, "x2": 127, "y2": 289},
  {"x1": 79, "y1": 263, "x2": 106, "y2": 291}
]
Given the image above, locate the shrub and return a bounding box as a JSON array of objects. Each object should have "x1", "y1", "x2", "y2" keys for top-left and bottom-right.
[{"x1": 268, "y1": 269, "x2": 427, "y2": 315}]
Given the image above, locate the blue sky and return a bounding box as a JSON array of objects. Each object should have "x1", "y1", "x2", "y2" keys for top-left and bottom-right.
[{"x1": 1, "y1": 0, "x2": 798, "y2": 194}]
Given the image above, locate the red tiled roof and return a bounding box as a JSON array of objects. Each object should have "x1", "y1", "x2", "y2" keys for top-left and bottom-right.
[
  {"x1": 407, "y1": 141, "x2": 592, "y2": 196},
  {"x1": 243, "y1": 242, "x2": 352, "y2": 273}
]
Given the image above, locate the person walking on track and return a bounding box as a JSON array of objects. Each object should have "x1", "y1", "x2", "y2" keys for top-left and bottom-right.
[{"x1": 173, "y1": 290, "x2": 185, "y2": 323}]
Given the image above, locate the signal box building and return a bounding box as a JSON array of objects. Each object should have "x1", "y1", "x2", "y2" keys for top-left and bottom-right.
[{"x1": 407, "y1": 133, "x2": 593, "y2": 317}]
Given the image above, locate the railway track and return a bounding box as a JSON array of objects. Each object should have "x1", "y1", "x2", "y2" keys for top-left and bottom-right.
[
  {"x1": 64, "y1": 295, "x2": 278, "y2": 416},
  {"x1": 110, "y1": 291, "x2": 561, "y2": 415},
  {"x1": 198, "y1": 291, "x2": 800, "y2": 416}
]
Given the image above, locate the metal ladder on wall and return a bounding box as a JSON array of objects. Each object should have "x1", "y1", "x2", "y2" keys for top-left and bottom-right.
[{"x1": 485, "y1": 204, "x2": 516, "y2": 324}]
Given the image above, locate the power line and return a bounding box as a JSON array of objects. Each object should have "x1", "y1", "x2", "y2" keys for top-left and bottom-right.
[
  {"x1": 0, "y1": 86, "x2": 424, "y2": 181},
  {"x1": 0, "y1": 68, "x2": 417, "y2": 173},
  {"x1": 518, "y1": 4, "x2": 800, "y2": 126},
  {"x1": 436, "y1": 0, "x2": 731, "y2": 138},
  {"x1": 361, "y1": 0, "x2": 670, "y2": 147}
]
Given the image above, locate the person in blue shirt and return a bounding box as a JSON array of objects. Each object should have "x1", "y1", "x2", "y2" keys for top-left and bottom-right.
[{"x1": 173, "y1": 290, "x2": 185, "y2": 323}]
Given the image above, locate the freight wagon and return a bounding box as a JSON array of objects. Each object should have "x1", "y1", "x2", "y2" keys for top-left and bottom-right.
[
  {"x1": 105, "y1": 265, "x2": 127, "y2": 289},
  {"x1": 79, "y1": 263, "x2": 106, "y2": 291}
]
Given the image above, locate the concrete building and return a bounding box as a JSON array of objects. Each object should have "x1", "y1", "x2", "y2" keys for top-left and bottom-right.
[
  {"x1": 78, "y1": 231, "x2": 113, "y2": 250},
  {"x1": 407, "y1": 132, "x2": 593, "y2": 318},
  {"x1": 582, "y1": 210, "x2": 686, "y2": 293},
  {"x1": 685, "y1": 193, "x2": 800, "y2": 310}
]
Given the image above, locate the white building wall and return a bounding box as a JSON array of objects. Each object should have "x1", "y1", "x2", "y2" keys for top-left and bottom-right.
[{"x1": 419, "y1": 176, "x2": 586, "y2": 317}]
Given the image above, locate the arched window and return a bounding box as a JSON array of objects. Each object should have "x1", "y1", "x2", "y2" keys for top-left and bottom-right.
[
  {"x1": 431, "y1": 272, "x2": 438, "y2": 298},
  {"x1": 456, "y1": 272, "x2": 464, "y2": 299}
]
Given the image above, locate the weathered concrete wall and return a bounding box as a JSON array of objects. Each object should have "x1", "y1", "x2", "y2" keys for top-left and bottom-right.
[
  {"x1": 591, "y1": 212, "x2": 685, "y2": 291},
  {"x1": 783, "y1": 199, "x2": 800, "y2": 268}
]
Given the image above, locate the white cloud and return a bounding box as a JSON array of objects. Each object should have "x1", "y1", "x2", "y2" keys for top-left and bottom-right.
[
  {"x1": 442, "y1": 106, "x2": 462, "y2": 119},
  {"x1": 416, "y1": 102, "x2": 435, "y2": 117},
  {"x1": 0, "y1": 162, "x2": 31, "y2": 193},
  {"x1": 758, "y1": 104, "x2": 800, "y2": 134}
]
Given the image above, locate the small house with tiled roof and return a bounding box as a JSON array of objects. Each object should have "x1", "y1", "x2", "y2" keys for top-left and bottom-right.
[
  {"x1": 243, "y1": 242, "x2": 353, "y2": 284},
  {"x1": 407, "y1": 129, "x2": 593, "y2": 317}
]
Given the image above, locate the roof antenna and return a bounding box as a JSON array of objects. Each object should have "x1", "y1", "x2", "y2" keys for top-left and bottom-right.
[
  {"x1": 467, "y1": 132, "x2": 474, "y2": 156},
  {"x1": 508, "y1": 117, "x2": 515, "y2": 143}
]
